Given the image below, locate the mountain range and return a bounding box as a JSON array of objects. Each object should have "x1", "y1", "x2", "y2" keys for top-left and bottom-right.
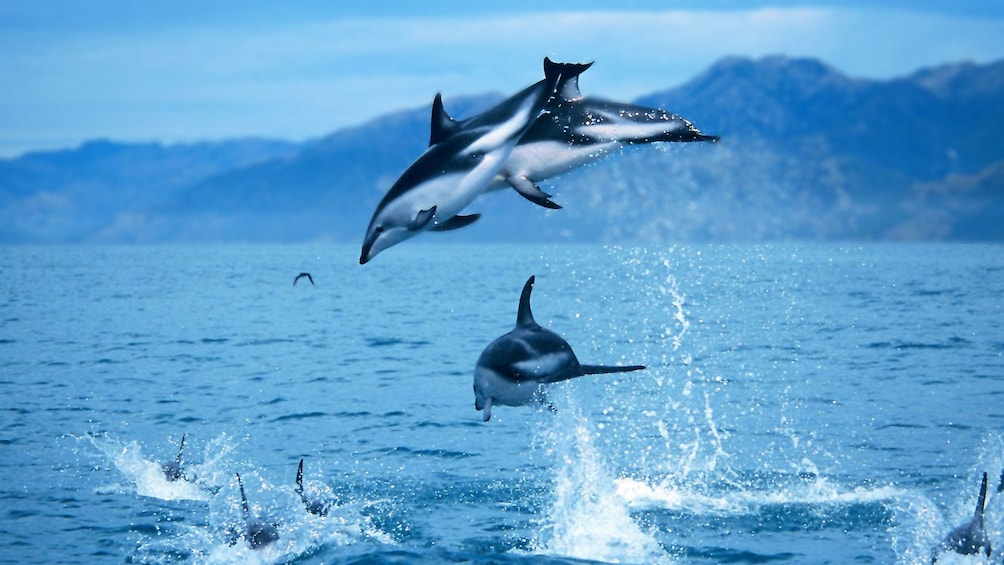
[{"x1": 2, "y1": 54, "x2": 1002, "y2": 245}]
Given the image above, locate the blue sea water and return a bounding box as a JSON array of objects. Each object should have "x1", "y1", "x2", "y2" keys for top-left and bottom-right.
[{"x1": 1, "y1": 243, "x2": 1002, "y2": 564}]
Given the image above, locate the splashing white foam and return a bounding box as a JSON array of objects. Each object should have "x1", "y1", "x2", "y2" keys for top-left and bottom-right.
[
  {"x1": 87, "y1": 433, "x2": 212, "y2": 501},
  {"x1": 533, "y1": 407, "x2": 672, "y2": 564}
]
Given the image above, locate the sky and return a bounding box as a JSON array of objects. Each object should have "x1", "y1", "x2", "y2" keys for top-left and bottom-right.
[{"x1": 1, "y1": 0, "x2": 1003, "y2": 158}]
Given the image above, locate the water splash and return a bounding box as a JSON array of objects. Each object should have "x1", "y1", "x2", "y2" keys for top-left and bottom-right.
[
  {"x1": 532, "y1": 405, "x2": 672, "y2": 564},
  {"x1": 86, "y1": 433, "x2": 219, "y2": 501}
]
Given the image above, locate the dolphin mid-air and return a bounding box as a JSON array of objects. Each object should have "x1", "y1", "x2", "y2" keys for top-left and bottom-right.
[
  {"x1": 293, "y1": 272, "x2": 314, "y2": 286},
  {"x1": 359, "y1": 58, "x2": 589, "y2": 264},
  {"x1": 161, "y1": 434, "x2": 185, "y2": 482},
  {"x1": 234, "y1": 473, "x2": 280, "y2": 549},
  {"x1": 473, "y1": 275, "x2": 645, "y2": 421},
  {"x1": 933, "y1": 471, "x2": 992, "y2": 561},
  {"x1": 296, "y1": 458, "x2": 331, "y2": 516},
  {"x1": 431, "y1": 60, "x2": 718, "y2": 210}
]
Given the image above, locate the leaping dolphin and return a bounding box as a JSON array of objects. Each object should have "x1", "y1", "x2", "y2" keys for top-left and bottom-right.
[
  {"x1": 235, "y1": 473, "x2": 280, "y2": 549},
  {"x1": 293, "y1": 272, "x2": 314, "y2": 286},
  {"x1": 933, "y1": 471, "x2": 992, "y2": 561},
  {"x1": 431, "y1": 61, "x2": 718, "y2": 210},
  {"x1": 359, "y1": 58, "x2": 588, "y2": 264},
  {"x1": 296, "y1": 458, "x2": 331, "y2": 516},
  {"x1": 473, "y1": 275, "x2": 645, "y2": 421},
  {"x1": 161, "y1": 434, "x2": 185, "y2": 482}
]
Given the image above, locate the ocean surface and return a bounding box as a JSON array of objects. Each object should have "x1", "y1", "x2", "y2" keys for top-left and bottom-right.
[{"x1": 2, "y1": 243, "x2": 1003, "y2": 564}]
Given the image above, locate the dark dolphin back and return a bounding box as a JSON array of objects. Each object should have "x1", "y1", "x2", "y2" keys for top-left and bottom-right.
[{"x1": 516, "y1": 276, "x2": 538, "y2": 329}]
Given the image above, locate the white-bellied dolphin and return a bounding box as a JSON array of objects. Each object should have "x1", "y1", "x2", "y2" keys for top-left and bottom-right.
[
  {"x1": 161, "y1": 434, "x2": 185, "y2": 482},
  {"x1": 234, "y1": 472, "x2": 280, "y2": 549},
  {"x1": 296, "y1": 458, "x2": 331, "y2": 516},
  {"x1": 933, "y1": 471, "x2": 992, "y2": 561},
  {"x1": 473, "y1": 275, "x2": 645, "y2": 422},
  {"x1": 359, "y1": 58, "x2": 587, "y2": 264},
  {"x1": 431, "y1": 61, "x2": 718, "y2": 210}
]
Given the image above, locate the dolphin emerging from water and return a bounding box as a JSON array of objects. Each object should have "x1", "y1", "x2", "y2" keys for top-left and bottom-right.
[
  {"x1": 431, "y1": 60, "x2": 718, "y2": 210},
  {"x1": 296, "y1": 458, "x2": 331, "y2": 516},
  {"x1": 359, "y1": 58, "x2": 588, "y2": 264},
  {"x1": 161, "y1": 434, "x2": 185, "y2": 482},
  {"x1": 235, "y1": 473, "x2": 280, "y2": 549},
  {"x1": 933, "y1": 471, "x2": 992, "y2": 562},
  {"x1": 473, "y1": 275, "x2": 645, "y2": 421}
]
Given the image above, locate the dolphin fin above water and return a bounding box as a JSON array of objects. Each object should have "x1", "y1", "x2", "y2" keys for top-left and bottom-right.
[
  {"x1": 296, "y1": 458, "x2": 331, "y2": 516},
  {"x1": 934, "y1": 471, "x2": 991, "y2": 561},
  {"x1": 161, "y1": 434, "x2": 185, "y2": 482},
  {"x1": 235, "y1": 472, "x2": 280, "y2": 549}
]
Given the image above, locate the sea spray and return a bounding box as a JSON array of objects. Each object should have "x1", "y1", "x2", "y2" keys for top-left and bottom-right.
[{"x1": 532, "y1": 402, "x2": 672, "y2": 564}]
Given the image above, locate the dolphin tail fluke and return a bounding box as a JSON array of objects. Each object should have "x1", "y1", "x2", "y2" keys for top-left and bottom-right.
[
  {"x1": 236, "y1": 473, "x2": 251, "y2": 519},
  {"x1": 543, "y1": 57, "x2": 593, "y2": 101},
  {"x1": 976, "y1": 471, "x2": 989, "y2": 522},
  {"x1": 296, "y1": 459, "x2": 305, "y2": 495},
  {"x1": 578, "y1": 364, "x2": 647, "y2": 376}
]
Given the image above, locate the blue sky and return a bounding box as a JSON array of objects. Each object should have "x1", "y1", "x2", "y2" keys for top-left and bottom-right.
[{"x1": 1, "y1": 1, "x2": 1002, "y2": 158}]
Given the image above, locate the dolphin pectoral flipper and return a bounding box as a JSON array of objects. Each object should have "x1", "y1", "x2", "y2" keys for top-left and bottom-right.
[
  {"x1": 410, "y1": 206, "x2": 437, "y2": 230},
  {"x1": 429, "y1": 213, "x2": 481, "y2": 232},
  {"x1": 507, "y1": 175, "x2": 562, "y2": 210}
]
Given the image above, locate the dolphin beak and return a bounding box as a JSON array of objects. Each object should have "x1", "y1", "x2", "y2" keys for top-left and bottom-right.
[{"x1": 359, "y1": 230, "x2": 376, "y2": 265}]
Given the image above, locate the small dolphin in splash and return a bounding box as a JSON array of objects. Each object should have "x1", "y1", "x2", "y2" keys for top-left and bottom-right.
[
  {"x1": 473, "y1": 275, "x2": 645, "y2": 421},
  {"x1": 234, "y1": 473, "x2": 280, "y2": 550},
  {"x1": 360, "y1": 58, "x2": 589, "y2": 264},
  {"x1": 296, "y1": 458, "x2": 331, "y2": 516},
  {"x1": 431, "y1": 60, "x2": 718, "y2": 210},
  {"x1": 161, "y1": 434, "x2": 185, "y2": 482},
  {"x1": 933, "y1": 471, "x2": 992, "y2": 562}
]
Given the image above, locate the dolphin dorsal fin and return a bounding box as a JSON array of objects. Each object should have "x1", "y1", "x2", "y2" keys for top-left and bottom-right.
[
  {"x1": 429, "y1": 93, "x2": 460, "y2": 146},
  {"x1": 296, "y1": 459, "x2": 304, "y2": 495},
  {"x1": 516, "y1": 275, "x2": 538, "y2": 328},
  {"x1": 175, "y1": 434, "x2": 186, "y2": 464},
  {"x1": 236, "y1": 473, "x2": 251, "y2": 519},
  {"x1": 976, "y1": 471, "x2": 989, "y2": 521}
]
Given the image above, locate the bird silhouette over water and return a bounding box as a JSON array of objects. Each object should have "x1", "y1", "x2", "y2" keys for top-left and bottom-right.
[{"x1": 293, "y1": 272, "x2": 314, "y2": 286}]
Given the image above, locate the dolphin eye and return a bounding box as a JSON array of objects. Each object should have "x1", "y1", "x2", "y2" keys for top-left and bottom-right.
[
  {"x1": 470, "y1": 152, "x2": 482, "y2": 161},
  {"x1": 374, "y1": 225, "x2": 384, "y2": 234}
]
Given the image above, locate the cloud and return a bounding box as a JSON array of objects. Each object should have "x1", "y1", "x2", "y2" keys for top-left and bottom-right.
[{"x1": 1, "y1": 6, "x2": 1002, "y2": 156}]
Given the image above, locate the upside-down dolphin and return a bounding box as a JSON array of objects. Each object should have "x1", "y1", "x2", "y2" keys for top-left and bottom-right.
[
  {"x1": 359, "y1": 58, "x2": 588, "y2": 264},
  {"x1": 473, "y1": 275, "x2": 645, "y2": 421},
  {"x1": 234, "y1": 473, "x2": 280, "y2": 549},
  {"x1": 933, "y1": 471, "x2": 992, "y2": 561},
  {"x1": 431, "y1": 61, "x2": 718, "y2": 210},
  {"x1": 161, "y1": 434, "x2": 185, "y2": 482},
  {"x1": 296, "y1": 458, "x2": 331, "y2": 516}
]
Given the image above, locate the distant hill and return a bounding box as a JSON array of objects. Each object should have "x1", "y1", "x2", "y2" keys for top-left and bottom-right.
[{"x1": 1, "y1": 55, "x2": 1002, "y2": 244}]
